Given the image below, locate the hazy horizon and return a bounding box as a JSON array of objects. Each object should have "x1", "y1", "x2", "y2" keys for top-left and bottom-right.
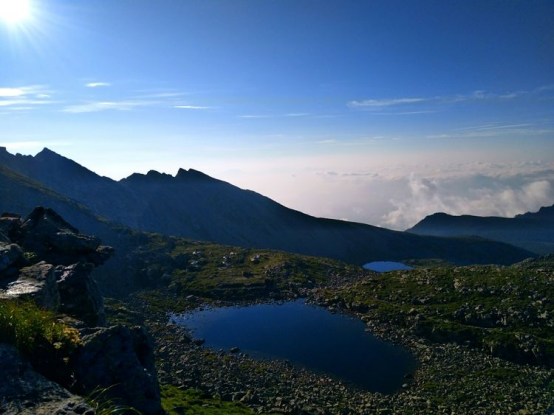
[{"x1": 2, "y1": 0, "x2": 553, "y2": 230}]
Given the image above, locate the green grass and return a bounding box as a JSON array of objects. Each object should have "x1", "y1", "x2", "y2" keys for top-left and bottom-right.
[
  {"x1": 133, "y1": 232, "x2": 363, "y2": 304},
  {"x1": 320, "y1": 257, "x2": 554, "y2": 365},
  {"x1": 160, "y1": 385, "x2": 252, "y2": 415},
  {"x1": 0, "y1": 299, "x2": 81, "y2": 358},
  {"x1": 85, "y1": 386, "x2": 140, "y2": 415},
  {"x1": 0, "y1": 299, "x2": 81, "y2": 381}
]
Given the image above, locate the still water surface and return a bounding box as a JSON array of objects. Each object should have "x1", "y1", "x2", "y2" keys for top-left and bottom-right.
[
  {"x1": 171, "y1": 299, "x2": 416, "y2": 393},
  {"x1": 363, "y1": 261, "x2": 414, "y2": 272}
]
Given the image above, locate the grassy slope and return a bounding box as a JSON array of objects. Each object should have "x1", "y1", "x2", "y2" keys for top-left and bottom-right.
[
  {"x1": 161, "y1": 385, "x2": 252, "y2": 415},
  {"x1": 318, "y1": 256, "x2": 554, "y2": 365}
]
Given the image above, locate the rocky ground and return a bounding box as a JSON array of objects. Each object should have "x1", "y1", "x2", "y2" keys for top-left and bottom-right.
[
  {"x1": 4, "y1": 207, "x2": 554, "y2": 414},
  {"x1": 128, "y1": 292, "x2": 554, "y2": 415},
  {"x1": 0, "y1": 208, "x2": 162, "y2": 415},
  {"x1": 109, "y1": 239, "x2": 554, "y2": 415}
]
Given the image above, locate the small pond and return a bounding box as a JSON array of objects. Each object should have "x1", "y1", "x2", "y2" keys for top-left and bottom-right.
[
  {"x1": 170, "y1": 299, "x2": 416, "y2": 394},
  {"x1": 363, "y1": 261, "x2": 414, "y2": 272}
]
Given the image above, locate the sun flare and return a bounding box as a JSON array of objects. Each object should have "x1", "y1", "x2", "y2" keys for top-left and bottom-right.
[{"x1": 0, "y1": 0, "x2": 31, "y2": 24}]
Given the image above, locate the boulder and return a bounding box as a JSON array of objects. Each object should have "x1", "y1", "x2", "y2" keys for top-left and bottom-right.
[
  {"x1": 3, "y1": 262, "x2": 60, "y2": 310},
  {"x1": 0, "y1": 243, "x2": 25, "y2": 273},
  {"x1": 49, "y1": 232, "x2": 100, "y2": 255},
  {"x1": 15, "y1": 207, "x2": 113, "y2": 267},
  {"x1": 0, "y1": 214, "x2": 22, "y2": 241},
  {"x1": 73, "y1": 325, "x2": 162, "y2": 414},
  {"x1": 0, "y1": 231, "x2": 10, "y2": 244},
  {"x1": 0, "y1": 343, "x2": 93, "y2": 415},
  {"x1": 18, "y1": 207, "x2": 102, "y2": 264},
  {"x1": 85, "y1": 245, "x2": 115, "y2": 267},
  {"x1": 55, "y1": 263, "x2": 105, "y2": 327}
]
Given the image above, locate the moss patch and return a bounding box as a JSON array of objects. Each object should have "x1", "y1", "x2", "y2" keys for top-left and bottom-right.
[{"x1": 161, "y1": 385, "x2": 252, "y2": 415}]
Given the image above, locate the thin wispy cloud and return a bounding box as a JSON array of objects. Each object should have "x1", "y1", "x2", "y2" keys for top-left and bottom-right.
[
  {"x1": 369, "y1": 110, "x2": 438, "y2": 116},
  {"x1": 314, "y1": 136, "x2": 400, "y2": 146},
  {"x1": 62, "y1": 100, "x2": 155, "y2": 113},
  {"x1": 239, "y1": 113, "x2": 311, "y2": 119},
  {"x1": 426, "y1": 123, "x2": 554, "y2": 139},
  {"x1": 174, "y1": 105, "x2": 211, "y2": 110},
  {"x1": 0, "y1": 86, "x2": 56, "y2": 110},
  {"x1": 86, "y1": 82, "x2": 111, "y2": 88},
  {"x1": 348, "y1": 98, "x2": 426, "y2": 108},
  {"x1": 0, "y1": 99, "x2": 56, "y2": 107},
  {"x1": 140, "y1": 92, "x2": 191, "y2": 98},
  {"x1": 0, "y1": 85, "x2": 52, "y2": 98},
  {"x1": 348, "y1": 84, "x2": 554, "y2": 110},
  {"x1": 0, "y1": 88, "x2": 25, "y2": 97}
]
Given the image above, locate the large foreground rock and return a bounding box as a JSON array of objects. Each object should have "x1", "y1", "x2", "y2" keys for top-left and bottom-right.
[
  {"x1": 2, "y1": 262, "x2": 60, "y2": 310},
  {"x1": 0, "y1": 232, "x2": 10, "y2": 244},
  {"x1": 0, "y1": 344, "x2": 93, "y2": 415},
  {"x1": 0, "y1": 243, "x2": 24, "y2": 274},
  {"x1": 73, "y1": 325, "x2": 162, "y2": 414},
  {"x1": 17, "y1": 207, "x2": 110, "y2": 266},
  {"x1": 56, "y1": 263, "x2": 105, "y2": 327},
  {"x1": 0, "y1": 214, "x2": 21, "y2": 241}
]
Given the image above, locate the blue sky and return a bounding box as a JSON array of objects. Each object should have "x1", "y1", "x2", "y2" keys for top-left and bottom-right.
[{"x1": 1, "y1": 0, "x2": 554, "y2": 228}]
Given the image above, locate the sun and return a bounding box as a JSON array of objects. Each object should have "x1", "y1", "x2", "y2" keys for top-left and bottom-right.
[{"x1": 0, "y1": 0, "x2": 31, "y2": 24}]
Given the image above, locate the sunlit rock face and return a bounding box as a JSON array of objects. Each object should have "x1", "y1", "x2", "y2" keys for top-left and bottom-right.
[
  {"x1": 0, "y1": 207, "x2": 113, "y2": 323},
  {"x1": 4, "y1": 262, "x2": 60, "y2": 310}
]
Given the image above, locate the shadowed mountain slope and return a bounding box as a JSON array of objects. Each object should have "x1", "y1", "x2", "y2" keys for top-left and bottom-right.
[
  {"x1": 408, "y1": 207, "x2": 554, "y2": 255},
  {"x1": 0, "y1": 147, "x2": 534, "y2": 265}
]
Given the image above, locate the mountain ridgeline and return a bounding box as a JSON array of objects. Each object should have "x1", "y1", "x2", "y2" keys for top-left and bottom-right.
[
  {"x1": 0, "y1": 147, "x2": 535, "y2": 266},
  {"x1": 409, "y1": 207, "x2": 554, "y2": 255}
]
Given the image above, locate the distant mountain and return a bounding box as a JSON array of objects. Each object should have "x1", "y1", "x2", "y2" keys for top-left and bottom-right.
[
  {"x1": 0, "y1": 164, "x2": 121, "y2": 244},
  {"x1": 408, "y1": 207, "x2": 554, "y2": 255},
  {"x1": 0, "y1": 147, "x2": 534, "y2": 265}
]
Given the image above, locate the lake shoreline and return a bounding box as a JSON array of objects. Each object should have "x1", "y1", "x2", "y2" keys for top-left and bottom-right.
[
  {"x1": 130, "y1": 285, "x2": 554, "y2": 414},
  {"x1": 170, "y1": 298, "x2": 417, "y2": 394}
]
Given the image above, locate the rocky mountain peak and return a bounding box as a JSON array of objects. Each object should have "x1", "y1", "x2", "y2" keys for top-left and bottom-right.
[{"x1": 176, "y1": 167, "x2": 216, "y2": 182}]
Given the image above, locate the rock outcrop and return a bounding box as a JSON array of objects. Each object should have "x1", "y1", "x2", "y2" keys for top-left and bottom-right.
[
  {"x1": 3, "y1": 262, "x2": 60, "y2": 310},
  {"x1": 0, "y1": 344, "x2": 93, "y2": 415},
  {"x1": 18, "y1": 207, "x2": 112, "y2": 266},
  {"x1": 0, "y1": 207, "x2": 162, "y2": 414},
  {"x1": 0, "y1": 243, "x2": 24, "y2": 273},
  {"x1": 55, "y1": 263, "x2": 105, "y2": 327},
  {"x1": 73, "y1": 325, "x2": 162, "y2": 414},
  {"x1": 0, "y1": 207, "x2": 111, "y2": 326}
]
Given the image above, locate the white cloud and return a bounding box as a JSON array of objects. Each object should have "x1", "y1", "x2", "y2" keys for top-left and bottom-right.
[
  {"x1": 62, "y1": 100, "x2": 154, "y2": 113},
  {"x1": 348, "y1": 98, "x2": 425, "y2": 107},
  {"x1": 239, "y1": 113, "x2": 311, "y2": 118},
  {"x1": 348, "y1": 84, "x2": 554, "y2": 110},
  {"x1": 381, "y1": 172, "x2": 554, "y2": 230},
  {"x1": 426, "y1": 124, "x2": 554, "y2": 139},
  {"x1": 85, "y1": 82, "x2": 110, "y2": 88},
  {"x1": 0, "y1": 88, "x2": 25, "y2": 97},
  {"x1": 0, "y1": 99, "x2": 56, "y2": 107},
  {"x1": 174, "y1": 105, "x2": 211, "y2": 110},
  {"x1": 239, "y1": 115, "x2": 272, "y2": 118},
  {"x1": 0, "y1": 86, "x2": 55, "y2": 109},
  {"x1": 235, "y1": 160, "x2": 554, "y2": 231}
]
